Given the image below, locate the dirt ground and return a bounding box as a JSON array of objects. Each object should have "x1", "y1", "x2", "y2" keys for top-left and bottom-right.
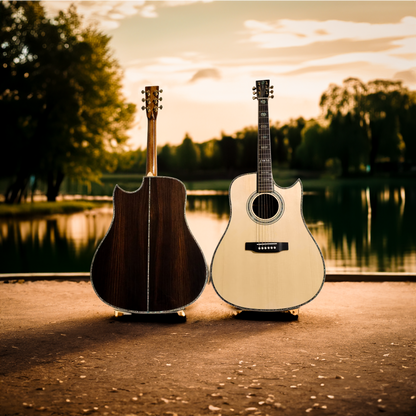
[{"x1": 0, "y1": 280, "x2": 415, "y2": 416}]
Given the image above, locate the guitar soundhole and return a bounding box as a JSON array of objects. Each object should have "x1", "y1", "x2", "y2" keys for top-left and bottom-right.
[{"x1": 252, "y1": 194, "x2": 279, "y2": 220}]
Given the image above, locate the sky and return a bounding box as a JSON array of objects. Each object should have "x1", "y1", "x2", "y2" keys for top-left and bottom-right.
[{"x1": 41, "y1": 1, "x2": 416, "y2": 149}]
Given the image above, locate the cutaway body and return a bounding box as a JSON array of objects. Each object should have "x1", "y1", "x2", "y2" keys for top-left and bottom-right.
[
  {"x1": 91, "y1": 176, "x2": 207, "y2": 314},
  {"x1": 211, "y1": 173, "x2": 325, "y2": 311}
]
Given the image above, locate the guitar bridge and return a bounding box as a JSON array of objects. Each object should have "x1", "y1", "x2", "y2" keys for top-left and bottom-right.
[{"x1": 245, "y1": 242, "x2": 288, "y2": 253}]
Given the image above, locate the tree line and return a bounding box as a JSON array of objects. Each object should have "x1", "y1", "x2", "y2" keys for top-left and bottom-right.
[
  {"x1": 1, "y1": 2, "x2": 415, "y2": 203},
  {"x1": 117, "y1": 77, "x2": 416, "y2": 180}
]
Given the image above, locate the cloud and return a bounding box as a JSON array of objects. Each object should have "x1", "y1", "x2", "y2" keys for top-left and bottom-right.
[
  {"x1": 393, "y1": 67, "x2": 416, "y2": 85},
  {"x1": 163, "y1": 0, "x2": 214, "y2": 6},
  {"x1": 244, "y1": 16, "x2": 416, "y2": 49},
  {"x1": 140, "y1": 4, "x2": 157, "y2": 18},
  {"x1": 189, "y1": 68, "x2": 221, "y2": 83},
  {"x1": 42, "y1": 1, "x2": 214, "y2": 29},
  {"x1": 241, "y1": 16, "x2": 416, "y2": 83},
  {"x1": 280, "y1": 61, "x2": 373, "y2": 77},
  {"x1": 42, "y1": 1, "x2": 147, "y2": 29}
]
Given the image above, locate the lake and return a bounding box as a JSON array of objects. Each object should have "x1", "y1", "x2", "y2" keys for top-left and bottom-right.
[{"x1": 0, "y1": 181, "x2": 415, "y2": 274}]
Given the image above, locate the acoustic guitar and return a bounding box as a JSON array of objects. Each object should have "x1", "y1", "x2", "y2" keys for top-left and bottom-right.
[
  {"x1": 91, "y1": 86, "x2": 208, "y2": 315},
  {"x1": 211, "y1": 80, "x2": 325, "y2": 311}
]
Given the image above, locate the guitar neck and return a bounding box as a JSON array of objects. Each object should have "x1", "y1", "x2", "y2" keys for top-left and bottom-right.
[
  {"x1": 257, "y1": 94, "x2": 273, "y2": 193},
  {"x1": 142, "y1": 85, "x2": 163, "y2": 177},
  {"x1": 146, "y1": 118, "x2": 157, "y2": 176}
]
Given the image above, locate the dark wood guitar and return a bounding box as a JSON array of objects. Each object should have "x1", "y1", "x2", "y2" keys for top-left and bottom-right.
[
  {"x1": 91, "y1": 86, "x2": 208, "y2": 314},
  {"x1": 211, "y1": 80, "x2": 325, "y2": 311}
]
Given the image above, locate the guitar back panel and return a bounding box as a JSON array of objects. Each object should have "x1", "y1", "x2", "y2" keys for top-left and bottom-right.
[
  {"x1": 91, "y1": 182, "x2": 149, "y2": 311},
  {"x1": 148, "y1": 178, "x2": 208, "y2": 311},
  {"x1": 91, "y1": 177, "x2": 207, "y2": 313}
]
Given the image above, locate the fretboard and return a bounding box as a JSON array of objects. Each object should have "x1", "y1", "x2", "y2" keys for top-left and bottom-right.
[
  {"x1": 257, "y1": 98, "x2": 273, "y2": 193},
  {"x1": 146, "y1": 118, "x2": 157, "y2": 176}
]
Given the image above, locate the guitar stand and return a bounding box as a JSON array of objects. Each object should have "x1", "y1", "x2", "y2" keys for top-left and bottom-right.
[
  {"x1": 233, "y1": 308, "x2": 300, "y2": 321},
  {"x1": 113, "y1": 310, "x2": 186, "y2": 318},
  {"x1": 287, "y1": 308, "x2": 299, "y2": 317},
  {"x1": 114, "y1": 310, "x2": 131, "y2": 317}
]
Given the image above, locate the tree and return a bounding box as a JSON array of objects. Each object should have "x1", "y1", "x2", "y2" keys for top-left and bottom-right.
[
  {"x1": 320, "y1": 77, "x2": 412, "y2": 174},
  {"x1": 237, "y1": 127, "x2": 257, "y2": 171},
  {"x1": 294, "y1": 120, "x2": 331, "y2": 170},
  {"x1": 218, "y1": 134, "x2": 239, "y2": 171},
  {"x1": 0, "y1": 1, "x2": 136, "y2": 202},
  {"x1": 398, "y1": 90, "x2": 416, "y2": 164},
  {"x1": 176, "y1": 134, "x2": 199, "y2": 173},
  {"x1": 328, "y1": 112, "x2": 369, "y2": 175},
  {"x1": 281, "y1": 117, "x2": 306, "y2": 168},
  {"x1": 270, "y1": 123, "x2": 288, "y2": 167},
  {"x1": 198, "y1": 139, "x2": 222, "y2": 171}
]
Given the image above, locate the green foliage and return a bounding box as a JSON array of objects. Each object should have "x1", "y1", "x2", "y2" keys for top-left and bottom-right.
[
  {"x1": 0, "y1": 200, "x2": 106, "y2": 217},
  {"x1": 295, "y1": 120, "x2": 331, "y2": 170},
  {"x1": 197, "y1": 139, "x2": 222, "y2": 171},
  {"x1": 218, "y1": 134, "x2": 239, "y2": 171},
  {"x1": 320, "y1": 77, "x2": 415, "y2": 174},
  {"x1": 237, "y1": 127, "x2": 257, "y2": 171},
  {"x1": 328, "y1": 112, "x2": 369, "y2": 174},
  {"x1": 176, "y1": 134, "x2": 199, "y2": 172},
  {"x1": 0, "y1": 1, "x2": 136, "y2": 203},
  {"x1": 280, "y1": 118, "x2": 306, "y2": 168}
]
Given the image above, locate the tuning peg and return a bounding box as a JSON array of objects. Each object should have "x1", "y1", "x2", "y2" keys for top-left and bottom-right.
[
  {"x1": 159, "y1": 105, "x2": 163, "y2": 110},
  {"x1": 270, "y1": 85, "x2": 274, "y2": 89},
  {"x1": 160, "y1": 89, "x2": 163, "y2": 93},
  {"x1": 141, "y1": 90, "x2": 145, "y2": 94},
  {"x1": 270, "y1": 95, "x2": 274, "y2": 99},
  {"x1": 141, "y1": 106, "x2": 146, "y2": 111},
  {"x1": 252, "y1": 96, "x2": 257, "y2": 100},
  {"x1": 159, "y1": 97, "x2": 163, "y2": 101}
]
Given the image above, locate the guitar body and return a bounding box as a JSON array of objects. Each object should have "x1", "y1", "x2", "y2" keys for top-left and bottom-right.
[
  {"x1": 211, "y1": 173, "x2": 325, "y2": 311},
  {"x1": 91, "y1": 176, "x2": 207, "y2": 313}
]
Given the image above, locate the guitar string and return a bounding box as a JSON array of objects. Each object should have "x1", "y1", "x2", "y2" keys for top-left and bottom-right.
[{"x1": 258, "y1": 94, "x2": 272, "y2": 244}]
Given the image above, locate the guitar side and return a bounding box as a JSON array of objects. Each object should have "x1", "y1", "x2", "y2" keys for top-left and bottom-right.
[
  {"x1": 211, "y1": 173, "x2": 325, "y2": 311},
  {"x1": 91, "y1": 176, "x2": 208, "y2": 314}
]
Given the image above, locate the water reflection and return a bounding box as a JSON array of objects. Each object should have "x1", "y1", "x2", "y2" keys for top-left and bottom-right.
[
  {"x1": 0, "y1": 184, "x2": 415, "y2": 274},
  {"x1": 303, "y1": 184, "x2": 415, "y2": 272}
]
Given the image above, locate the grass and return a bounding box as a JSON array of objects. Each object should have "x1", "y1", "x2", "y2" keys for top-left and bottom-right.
[
  {"x1": 184, "y1": 179, "x2": 231, "y2": 191},
  {"x1": 0, "y1": 200, "x2": 108, "y2": 218},
  {"x1": 1, "y1": 174, "x2": 413, "y2": 217},
  {"x1": 186, "y1": 175, "x2": 416, "y2": 191}
]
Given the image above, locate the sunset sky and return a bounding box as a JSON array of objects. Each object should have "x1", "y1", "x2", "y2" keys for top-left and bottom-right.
[{"x1": 42, "y1": 1, "x2": 416, "y2": 148}]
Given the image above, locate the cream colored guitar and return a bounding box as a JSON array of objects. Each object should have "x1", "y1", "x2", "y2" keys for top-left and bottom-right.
[{"x1": 211, "y1": 80, "x2": 325, "y2": 311}]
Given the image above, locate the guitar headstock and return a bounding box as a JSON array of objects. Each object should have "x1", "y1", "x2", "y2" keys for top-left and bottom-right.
[
  {"x1": 141, "y1": 86, "x2": 163, "y2": 120},
  {"x1": 252, "y1": 80, "x2": 274, "y2": 100}
]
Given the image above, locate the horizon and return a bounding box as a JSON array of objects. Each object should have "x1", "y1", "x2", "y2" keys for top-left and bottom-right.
[{"x1": 41, "y1": 1, "x2": 416, "y2": 149}]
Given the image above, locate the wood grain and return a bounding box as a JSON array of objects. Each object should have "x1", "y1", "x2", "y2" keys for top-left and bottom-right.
[
  {"x1": 211, "y1": 173, "x2": 325, "y2": 311},
  {"x1": 91, "y1": 177, "x2": 207, "y2": 313}
]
